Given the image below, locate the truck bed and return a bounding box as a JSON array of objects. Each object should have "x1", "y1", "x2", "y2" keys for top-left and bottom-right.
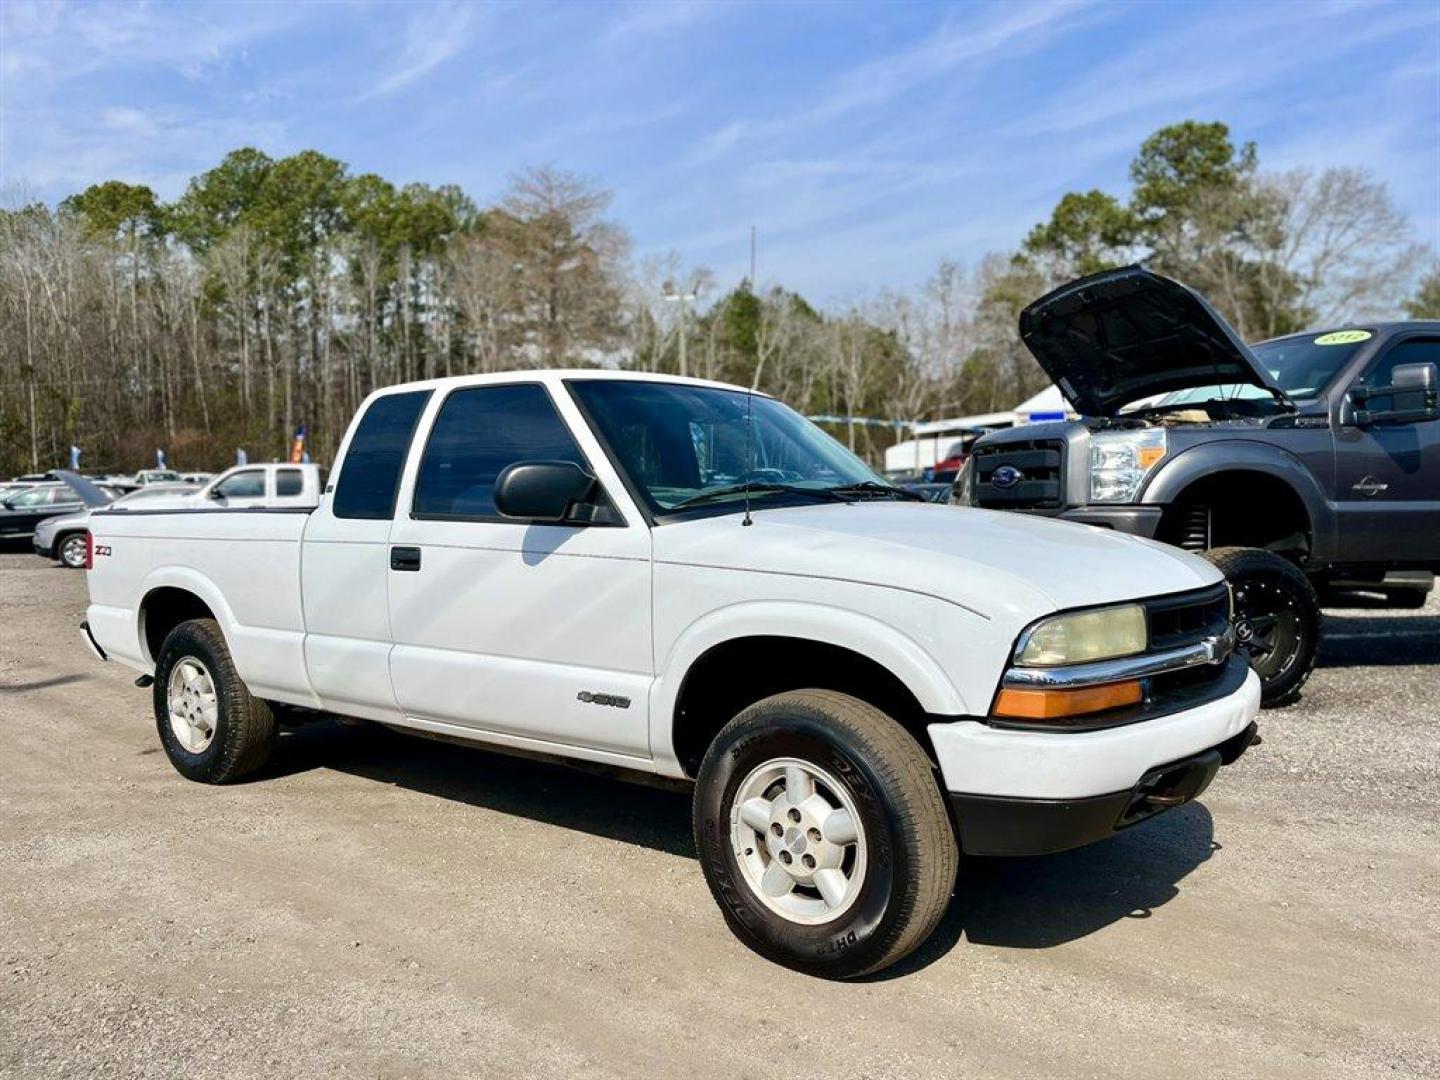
[{"x1": 85, "y1": 507, "x2": 317, "y2": 704}]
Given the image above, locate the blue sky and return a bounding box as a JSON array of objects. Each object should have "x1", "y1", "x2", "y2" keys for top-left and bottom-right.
[{"x1": 2, "y1": 0, "x2": 1437, "y2": 302}]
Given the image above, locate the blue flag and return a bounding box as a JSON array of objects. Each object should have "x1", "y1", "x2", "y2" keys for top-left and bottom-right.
[
  {"x1": 156, "y1": 448, "x2": 166, "y2": 469},
  {"x1": 236, "y1": 448, "x2": 248, "y2": 466},
  {"x1": 70, "y1": 445, "x2": 81, "y2": 470}
]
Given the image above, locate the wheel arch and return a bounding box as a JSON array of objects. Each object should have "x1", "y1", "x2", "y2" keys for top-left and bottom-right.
[
  {"x1": 652, "y1": 602, "x2": 967, "y2": 778},
  {"x1": 137, "y1": 569, "x2": 236, "y2": 666},
  {"x1": 1143, "y1": 442, "x2": 1335, "y2": 562}
]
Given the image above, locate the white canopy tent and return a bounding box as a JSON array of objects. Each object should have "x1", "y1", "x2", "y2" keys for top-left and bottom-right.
[{"x1": 1012, "y1": 384, "x2": 1076, "y2": 424}]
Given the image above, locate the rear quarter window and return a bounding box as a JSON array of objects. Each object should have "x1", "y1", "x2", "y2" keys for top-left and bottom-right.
[
  {"x1": 333, "y1": 391, "x2": 431, "y2": 520},
  {"x1": 276, "y1": 469, "x2": 304, "y2": 497}
]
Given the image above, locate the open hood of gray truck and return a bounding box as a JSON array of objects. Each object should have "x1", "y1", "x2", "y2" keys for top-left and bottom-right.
[{"x1": 1018, "y1": 266, "x2": 1289, "y2": 417}]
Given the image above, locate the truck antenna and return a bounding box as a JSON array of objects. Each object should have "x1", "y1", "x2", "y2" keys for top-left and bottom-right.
[{"x1": 742, "y1": 390, "x2": 754, "y2": 527}]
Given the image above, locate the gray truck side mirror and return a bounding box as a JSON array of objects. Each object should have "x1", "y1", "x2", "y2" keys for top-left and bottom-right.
[{"x1": 1353, "y1": 361, "x2": 1439, "y2": 426}]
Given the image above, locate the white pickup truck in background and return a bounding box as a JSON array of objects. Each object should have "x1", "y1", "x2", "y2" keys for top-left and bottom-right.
[
  {"x1": 137, "y1": 462, "x2": 324, "y2": 510},
  {"x1": 81, "y1": 370, "x2": 1260, "y2": 978}
]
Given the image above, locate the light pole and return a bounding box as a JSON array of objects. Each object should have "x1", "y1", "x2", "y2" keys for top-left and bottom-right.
[{"x1": 662, "y1": 281, "x2": 697, "y2": 378}]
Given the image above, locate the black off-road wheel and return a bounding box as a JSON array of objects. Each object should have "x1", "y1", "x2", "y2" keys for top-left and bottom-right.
[
  {"x1": 692, "y1": 690, "x2": 958, "y2": 979},
  {"x1": 1204, "y1": 547, "x2": 1320, "y2": 708},
  {"x1": 152, "y1": 618, "x2": 277, "y2": 783}
]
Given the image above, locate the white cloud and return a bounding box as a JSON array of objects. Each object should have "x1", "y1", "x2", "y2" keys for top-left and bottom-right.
[{"x1": 361, "y1": 1, "x2": 484, "y2": 100}]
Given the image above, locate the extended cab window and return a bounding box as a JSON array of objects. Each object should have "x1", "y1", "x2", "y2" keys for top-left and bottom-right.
[
  {"x1": 275, "y1": 469, "x2": 303, "y2": 497},
  {"x1": 333, "y1": 390, "x2": 431, "y2": 520},
  {"x1": 413, "y1": 384, "x2": 586, "y2": 519},
  {"x1": 215, "y1": 470, "x2": 265, "y2": 499}
]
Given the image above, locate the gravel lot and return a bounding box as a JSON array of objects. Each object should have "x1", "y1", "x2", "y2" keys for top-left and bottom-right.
[{"x1": 2, "y1": 550, "x2": 1437, "y2": 1079}]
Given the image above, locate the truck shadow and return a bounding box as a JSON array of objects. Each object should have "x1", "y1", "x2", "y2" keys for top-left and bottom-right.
[
  {"x1": 265, "y1": 720, "x2": 1215, "y2": 972},
  {"x1": 870, "y1": 803, "x2": 1216, "y2": 980},
  {"x1": 1316, "y1": 613, "x2": 1439, "y2": 668}
]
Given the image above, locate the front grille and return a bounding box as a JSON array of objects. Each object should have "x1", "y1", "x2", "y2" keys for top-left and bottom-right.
[
  {"x1": 971, "y1": 438, "x2": 1064, "y2": 509},
  {"x1": 1145, "y1": 583, "x2": 1231, "y2": 653}
]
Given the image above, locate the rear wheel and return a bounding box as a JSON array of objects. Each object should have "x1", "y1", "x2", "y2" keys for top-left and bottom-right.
[
  {"x1": 57, "y1": 532, "x2": 87, "y2": 568},
  {"x1": 153, "y1": 618, "x2": 276, "y2": 783},
  {"x1": 1203, "y1": 547, "x2": 1320, "y2": 708},
  {"x1": 692, "y1": 690, "x2": 957, "y2": 979}
]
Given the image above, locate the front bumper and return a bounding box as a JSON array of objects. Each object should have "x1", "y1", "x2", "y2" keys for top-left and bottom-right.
[
  {"x1": 1057, "y1": 505, "x2": 1163, "y2": 537},
  {"x1": 929, "y1": 666, "x2": 1262, "y2": 855},
  {"x1": 32, "y1": 537, "x2": 55, "y2": 558},
  {"x1": 950, "y1": 722, "x2": 1258, "y2": 856}
]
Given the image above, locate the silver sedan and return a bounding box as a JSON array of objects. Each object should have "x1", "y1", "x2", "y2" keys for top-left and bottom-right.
[{"x1": 34, "y1": 484, "x2": 198, "y2": 567}]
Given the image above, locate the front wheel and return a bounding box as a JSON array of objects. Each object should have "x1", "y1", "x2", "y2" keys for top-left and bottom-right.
[
  {"x1": 692, "y1": 690, "x2": 958, "y2": 979},
  {"x1": 1204, "y1": 546, "x2": 1320, "y2": 708}
]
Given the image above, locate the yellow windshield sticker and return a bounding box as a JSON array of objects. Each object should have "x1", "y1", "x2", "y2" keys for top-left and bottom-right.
[{"x1": 1313, "y1": 330, "x2": 1372, "y2": 346}]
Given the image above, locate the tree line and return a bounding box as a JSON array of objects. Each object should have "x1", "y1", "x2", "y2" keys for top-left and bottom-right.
[{"x1": 1, "y1": 120, "x2": 1434, "y2": 475}]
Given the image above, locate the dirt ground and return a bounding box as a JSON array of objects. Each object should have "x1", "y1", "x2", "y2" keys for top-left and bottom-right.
[{"x1": 1, "y1": 551, "x2": 1437, "y2": 1079}]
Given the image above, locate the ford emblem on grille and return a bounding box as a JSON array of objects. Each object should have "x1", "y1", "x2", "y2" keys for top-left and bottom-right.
[{"x1": 992, "y1": 465, "x2": 1024, "y2": 489}]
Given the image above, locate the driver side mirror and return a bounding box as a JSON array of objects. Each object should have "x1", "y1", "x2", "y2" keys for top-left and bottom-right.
[
  {"x1": 493, "y1": 461, "x2": 617, "y2": 525},
  {"x1": 1353, "y1": 362, "x2": 1439, "y2": 426},
  {"x1": 208, "y1": 487, "x2": 226, "y2": 501}
]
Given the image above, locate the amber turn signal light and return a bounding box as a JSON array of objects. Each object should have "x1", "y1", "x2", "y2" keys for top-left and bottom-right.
[{"x1": 993, "y1": 680, "x2": 1142, "y2": 720}]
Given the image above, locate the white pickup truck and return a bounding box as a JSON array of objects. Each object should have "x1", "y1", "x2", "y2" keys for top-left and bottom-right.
[
  {"x1": 81, "y1": 370, "x2": 1260, "y2": 978},
  {"x1": 138, "y1": 462, "x2": 324, "y2": 510}
]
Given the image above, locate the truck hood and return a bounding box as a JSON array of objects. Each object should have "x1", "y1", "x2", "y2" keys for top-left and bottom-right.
[
  {"x1": 655, "y1": 501, "x2": 1223, "y2": 625},
  {"x1": 1019, "y1": 266, "x2": 1289, "y2": 417}
]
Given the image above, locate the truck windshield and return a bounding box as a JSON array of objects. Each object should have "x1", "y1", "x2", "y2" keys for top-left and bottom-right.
[
  {"x1": 569, "y1": 380, "x2": 883, "y2": 514},
  {"x1": 1131, "y1": 330, "x2": 1374, "y2": 411},
  {"x1": 1250, "y1": 330, "x2": 1372, "y2": 399}
]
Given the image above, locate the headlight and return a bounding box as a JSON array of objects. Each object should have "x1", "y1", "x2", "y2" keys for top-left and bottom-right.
[
  {"x1": 1015, "y1": 603, "x2": 1147, "y2": 666},
  {"x1": 1089, "y1": 429, "x2": 1167, "y2": 503},
  {"x1": 952, "y1": 459, "x2": 974, "y2": 505}
]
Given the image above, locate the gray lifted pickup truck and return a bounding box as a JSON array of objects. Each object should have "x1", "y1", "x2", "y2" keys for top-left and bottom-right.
[{"x1": 959, "y1": 266, "x2": 1439, "y2": 706}]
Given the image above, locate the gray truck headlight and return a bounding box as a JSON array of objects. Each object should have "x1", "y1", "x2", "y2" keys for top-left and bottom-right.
[
  {"x1": 1015, "y1": 603, "x2": 1148, "y2": 666},
  {"x1": 953, "y1": 458, "x2": 974, "y2": 505},
  {"x1": 1089, "y1": 429, "x2": 1167, "y2": 503}
]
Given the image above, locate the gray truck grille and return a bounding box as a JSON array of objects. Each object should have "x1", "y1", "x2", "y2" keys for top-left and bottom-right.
[{"x1": 972, "y1": 439, "x2": 1064, "y2": 509}]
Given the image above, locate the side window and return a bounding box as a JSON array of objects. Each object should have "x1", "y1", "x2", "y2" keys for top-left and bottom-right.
[
  {"x1": 413, "y1": 384, "x2": 586, "y2": 518},
  {"x1": 333, "y1": 390, "x2": 432, "y2": 520},
  {"x1": 1362, "y1": 339, "x2": 1440, "y2": 390},
  {"x1": 13, "y1": 487, "x2": 54, "y2": 507},
  {"x1": 275, "y1": 469, "x2": 304, "y2": 497},
  {"x1": 215, "y1": 470, "x2": 265, "y2": 499}
]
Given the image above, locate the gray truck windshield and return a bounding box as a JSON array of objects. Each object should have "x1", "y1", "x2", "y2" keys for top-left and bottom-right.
[{"x1": 1251, "y1": 330, "x2": 1372, "y2": 399}]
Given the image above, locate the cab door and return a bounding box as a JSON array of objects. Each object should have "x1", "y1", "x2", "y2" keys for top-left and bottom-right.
[
  {"x1": 300, "y1": 389, "x2": 432, "y2": 722},
  {"x1": 385, "y1": 380, "x2": 653, "y2": 761},
  {"x1": 1334, "y1": 335, "x2": 1440, "y2": 562}
]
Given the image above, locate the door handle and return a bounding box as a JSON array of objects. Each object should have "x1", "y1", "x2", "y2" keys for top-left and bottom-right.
[{"x1": 390, "y1": 546, "x2": 422, "y2": 572}]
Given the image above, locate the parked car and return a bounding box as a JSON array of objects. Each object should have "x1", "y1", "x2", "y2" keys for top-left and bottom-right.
[
  {"x1": 82, "y1": 370, "x2": 1260, "y2": 979},
  {"x1": 133, "y1": 469, "x2": 183, "y2": 487},
  {"x1": 127, "y1": 463, "x2": 324, "y2": 510},
  {"x1": 180, "y1": 472, "x2": 214, "y2": 485},
  {"x1": 957, "y1": 266, "x2": 1439, "y2": 705},
  {"x1": 0, "y1": 483, "x2": 107, "y2": 543},
  {"x1": 34, "y1": 484, "x2": 200, "y2": 567}
]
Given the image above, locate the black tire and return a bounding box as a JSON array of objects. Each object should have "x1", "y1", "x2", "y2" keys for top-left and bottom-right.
[
  {"x1": 1203, "y1": 546, "x2": 1320, "y2": 708},
  {"x1": 692, "y1": 690, "x2": 958, "y2": 979},
  {"x1": 152, "y1": 618, "x2": 277, "y2": 783},
  {"x1": 56, "y1": 532, "x2": 88, "y2": 569}
]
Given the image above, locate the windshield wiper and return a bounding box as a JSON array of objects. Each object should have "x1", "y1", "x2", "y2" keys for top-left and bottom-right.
[
  {"x1": 669, "y1": 483, "x2": 854, "y2": 511},
  {"x1": 826, "y1": 480, "x2": 925, "y2": 502}
]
